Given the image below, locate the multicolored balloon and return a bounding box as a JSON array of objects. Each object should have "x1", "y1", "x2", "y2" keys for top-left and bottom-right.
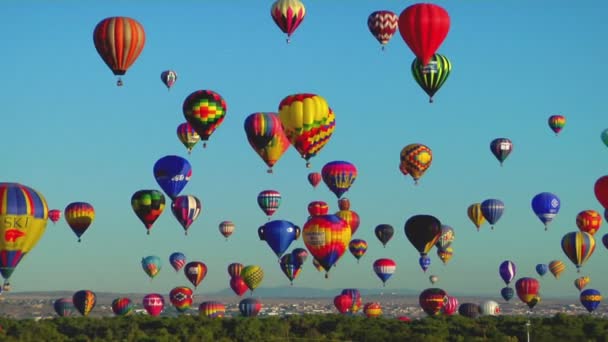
[
  {"x1": 363, "y1": 302, "x2": 382, "y2": 318},
  {"x1": 160, "y1": 70, "x2": 177, "y2": 90},
  {"x1": 373, "y1": 258, "x2": 396, "y2": 286},
  {"x1": 184, "y1": 261, "x2": 207, "y2": 288},
  {"x1": 64, "y1": 202, "x2": 95, "y2": 242},
  {"x1": 48, "y1": 209, "x2": 61, "y2": 224},
  {"x1": 580, "y1": 289, "x2": 602, "y2": 313},
  {"x1": 227, "y1": 262, "x2": 243, "y2": 278},
  {"x1": 574, "y1": 276, "x2": 591, "y2": 292},
  {"x1": 279, "y1": 253, "x2": 302, "y2": 285},
  {"x1": 435, "y1": 225, "x2": 455, "y2": 250},
  {"x1": 131, "y1": 190, "x2": 165, "y2": 235},
  {"x1": 257, "y1": 190, "x2": 282, "y2": 218},
  {"x1": 367, "y1": 10, "x2": 399, "y2": 50},
  {"x1": 576, "y1": 210, "x2": 602, "y2": 235},
  {"x1": 182, "y1": 90, "x2": 227, "y2": 147},
  {"x1": 467, "y1": 203, "x2": 485, "y2": 231},
  {"x1": 111, "y1": 297, "x2": 134, "y2": 316},
  {"x1": 548, "y1": 115, "x2": 566, "y2": 135},
  {"x1": 548, "y1": 260, "x2": 566, "y2": 279},
  {"x1": 515, "y1": 277, "x2": 540, "y2": 309},
  {"x1": 398, "y1": 3, "x2": 450, "y2": 66},
  {"x1": 335, "y1": 206, "x2": 360, "y2": 236},
  {"x1": 199, "y1": 301, "x2": 225, "y2": 318},
  {"x1": 437, "y1": 247, "x2": 453, "y2": 265},
  {"x1": 258, "y1": 220, "x2": 301, "y2": 258},
  {"x1": 302, "y1": 214, "x2": 351, "y2": 277},
  {"x1": 531, "y1": 192, "x2": 560, "y2": 230},
  {"x1": 375, "y1": 224, "x2": 394, "y2": 247},
  {"x1": 143, "y1": 293, "x2": 165, "y2": 317},
  {"x1": 411, "y1": 53, "x2": 451, "y2": 103},
  {"x1": 171, "y1": 195, "x2": 202, "y2": 235},
  {"x1": 308, "y1": 201, "x2": 329, "y2": 217},
  {"x1": 153, "y1": 155, "x2": 192, "y2": 200},
  {"x1": 400, "y1": 144, "x2": 432, "y2": 184},
  {"x1": 219, "y1": 221, "x2": 235, "y2": 240},
  {"x1": 341, "y1": 288, "x2": 362, "y2": 313},
  {"x1": 93, "y1": 17, "x2": 145, "y2": 86},
  {"x1": 270, "y1": 0, "x2": 306, "y2": 43},
  {"x1": 480, "y1": 199, "x2": 504, "y2": 229},
  {"x1": 239, "y1": 298, "x2": 262, "y2": 317},
  {"x1": 141, "y1": 255, "x2": 162, "y2": 279},
  {"x1": 419, "y1": 288, "x2": 448, "y2": 316},
  {"x1": 292, "y1": 248, "x2": 309, "y2": 265},
  {"x1": 321, "y1": 161, "x2": 357, "y2": 199},
  {"x1": 176, "y1": 122, "x2": 200, "y2": 154},
  {"x1": 169, "y1": 252, "x2": 186, "y2": 272},
  {"x1": 490, "y1": 138, "x2": 513, "y2": 166},
  {"x1": 348, "y1": 239, "x2": 368, "y2": 262},
  {"x1": 244, "y1": 112, "x2": 290, "y2": 173},
  {"x1": 73, "y1": 290, "x2": 96, "y2": 317},
  {"x1": 169, "y1": 286, "x2": 193, "y2": 313},
  {"x1": 54, "y1": 298, "x2": 75, "y2": 317},
  {"x1": 561, "y1": 231, "x2": 596, "y2": 271},
  {"x1": 499, "y1": 260, "x2": 516, "y2": 286}
]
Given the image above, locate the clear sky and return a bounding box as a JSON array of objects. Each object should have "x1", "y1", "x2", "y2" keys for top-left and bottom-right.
[{"x1": 2, "y1": 1, "x2": 607, "y2": 303}]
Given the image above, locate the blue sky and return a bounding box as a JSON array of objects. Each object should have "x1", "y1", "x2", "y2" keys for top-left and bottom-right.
[{"x1": 2, "y1": 1, "x2": 607, "y2": 304}]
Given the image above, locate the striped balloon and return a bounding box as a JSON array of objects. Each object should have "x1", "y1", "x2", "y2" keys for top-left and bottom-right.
[
  {"x1": 227, "y1": 262, "x2": 244, "y2": 278},
  {"x1": 239, "y1": 297, "x2": 262, "y2": 317},
  {"x1": 176, "y1": 122, "x2": 200, "y2": 154},
  {"x1": 199, "y1": 301, "x2": 225, "y2": 318},
  {"x1": 93, "y1": 17, "x2": 145, "y2": 86},
  {"x1": 244, "y1": 112, "x2": 290, "y2": 173},
  {"x1": 219, "y1": 221, "x2": 236, "y2": 240},
  {"x1": 411, "y1": 53, "x2": 451, "y2": 103},
  {"x1": 548, "y1": 260, "x2": 566, "y2": 279},
  {"x1": 169, "y1": 252, "x2": 186, "y2": 272},
  {"x1": 442, "y1": 295, "x2": 458, "y2": 316},
  {"x1": 363, "y1": 302, "x2": 382, "y2": 318},
  {"x1": 348, "y1": 239, "x2": 368, "y2": 262},
  {"x1": 270, "y1": 0, "x2": 306, "y2": 43},
  {"x1": 480, "y1": 199, "x2": 504, "y2": 229},
  {"x1": 548, "y1": 114, "x2": 566, "y2": 135},
  {"x1": 561, "y1": 231, "x2": 596, "y2": 271},
  {"x1": 64, "y1": 202, "x2": 95, "y2": 242},
  {"x1": 467, "y1": 203, "x2": 486, "y2": 231},
  {"x1": 257, "y1": 190, "x2": 281, "y2": 217},
  {"x1": 574, "y1": 276, "x2": 591, "y2": 292},
  {"x1": 184, "y1": 261, "x2": 207, "y2": 288},
  {"x1": 111, "y1": 297, "x2": 134, "y2": 316},
  {"x1": 307, "y1": 201, "x2": 329, "y2": 217},
  {"x1": 182, "y1": 90, "x2": 227, "y2": 146},
  {"x1": 367, "y1": 11, "x2": 399, "y2": 48},
  {"x1": 171, "y1": 195, "x2": 202, "y2": 235},
  {"x1": 73, "y1": 290, "x2": 96, "y2": 317},
  {"x1": 321, "y1": 161, "x2": 358, "y2": 199},
  {"x1": 0, "y1": 183, "x2": 49, "y2": 285},
  {"x1": 335, "y1": 208, "x2": 360, "y2": 236},
  {"x1": 373, "y1": 258, "x2": 396, "y2": 286}
]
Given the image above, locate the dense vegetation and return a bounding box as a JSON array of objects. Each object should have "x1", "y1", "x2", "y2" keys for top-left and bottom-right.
[{"x1": 0, "y1": 313, "x2": 607, "y2": 342}]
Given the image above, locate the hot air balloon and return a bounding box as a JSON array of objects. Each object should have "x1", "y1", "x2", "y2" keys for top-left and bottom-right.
[
  {"x1": 141, "y1": 255, "x2": 162, "y2": 280},
  {"x1": 111, "y1": 297, "x2": 134, "y2": 316},
  {"x1": 54, "y1": 298, "x2": 75, "y2": 317},
  {"x1": 258, "y1": 220, "x2": 300, "y2": 258},
  {"x1": 93, "y1": 17, "x2": 145, "y2": 86},
  {"x1": 219, "y1": 221, "x2": 235, "y2": 240},
  {"x1": 308, "y1": 201, "x2": 329, "y2": 217},
  {"x1": 48, "y1": 209, "x2": 61, "y2": 224},
  {"x1": 576, "y1": 210, "x2": 602, "y2": 235},
  {"x1": 131, "y1": 190, "x2": 165, "y2": 235},
  {"x1": 515, "y1": 277, "x2": 540, "y2": 309},
  {"x1": 321, "y1": 161, "x2": 357, "y2": 199},
  {"x1": 561, "y1": 231, "x2": 596, "y2": 272},
  {"x1": 199, "y1": 301, "x2": 226, "y2": 318},
  {"x1": 404, "y1": 215, "x2": 442, "y2": 271},
  {"x1": 335, "y1": 207, "x2": 360, "y2": 236},
  {"x1": 241, "y1": 265, "x2": 264, "y2": 293},
  {"x1": 169, "y1": 252, "x2": 186, "y2": 272},
  {"x1": 411, "y1": 53, "x2": 451, "y2": 103},
  {"x1": 480, "y1": 199, "x2": 504, "y2": 229},
  {"x1": 153, "y1": 155, "x2": 192, "y2": 200},
  {"x1": 373, "y1": 258, "x2": 396, "y2": 286},
  {"x1": 176, "y1": 122, "x2": 200, "y2": 154},
  {"x1": 302, "y1": 214, "x2": 351, "y2": 278},
  {"x1": 161, "y1": 70, "x2": 177, "y2": 90},
  {"x1": 312, "y1": 258, "x2": 324, "y2": 272},
  {"x1": 548, "y1": 260, "x2": 566, "y2": 279},
  {"x1": 398, "y1": 3, "x2": 450, "y2": 66},
  {"x1": 341, "y1": 289, "x2": 362, "y2": 313},
  {"x1": 227, "y1": 262, "x2": 243, "y2": 278},
  {"x1": 458, "y1": 303, "x2": 481, "y2": 319},
  {"x1": 419, "y1": 288, "x2": 447, "y2": 316},
  {"x1": 143, "y1": 293, "x2": 165, "y2": 316},
  {"x1": 400, "y1": 144, "x2": 432, "y2": 184},
  {"x1": 435, "y1": 225, "x2": 455, "y2": 250},
  {"x1": 548, "y1": 115, "x2": 566, "y2": 135},
  {"x1": 480, "y1": 300, "x2": 500, "y2": 316},
  {"x1": 171, "y1": 195, "x2": 201, "y2": 235},
  {"x1": 182, "y1": 90, "x2": 227, "y2": 148},
  {"x1": 279, "y1": 253, "x2": 302, "y2": 285},
  {"x1": 278, "y1": 94, "x2": 335, "y2": 167},
  {"x1": 437, "y1": 247, "x2": 453, "y2": 265},
  {"x1": 348, "y1": 239, "x2": 368, "y2": 263},
  {"x1": 230, "y1": 276, "x2": 249, "y2": 297},
  {"x1": 257, "y1": 190, "x2": 282, "y2": 218},
  {"x1": 500, "y1": 287, "x2": 514, "y2": 302},
  {"x1": 184, "y1": 261, "x2": 207, "y2": 288},
  {"x1": 531, "y1": 192, "x2": 560, "y2": 230},
  {"x1": 367, "y1": 10, "x2": 399, "y2": 50},
  {"x1": 363, "y1": 302, "x2": 382, "y2": 318},
  {"x1": 64, "y1": 202, "x2": 95, "y2": 242},
  {"x1": 467, "y1": 203, "x2": 485, "y2": 231},
  {"x1": 73, "y1": 290, "x2": 96, "y2": 317},
  {"x1": 308, "y1": 172, "x2": 322, "y2": 188},
  {"x1": 419, "y1": 256, "x2": 431, "y2": 272},
  {"x1": 490, "y1": 138, "x2": 513, "y2": 166},
  {"x1": 574, "y1": 276, "x2": 590, "y2": 292},
  {"x1": 580, "y1": 289, "x2": 602, "y2": 313},
  {"x1": 429, "y1": 275, "x2": 439, "y2": 285},
  {"x1": 244, "y1": 112, "x2": 290, "y2": 173},
  {"x1": 601, "y1": 130, "x2": 608, "y2": 148},
  {"x1": 594, "y1": 176, "x2": 608, "y2": 210},
  {"x1": 499, "y1": 260, "x2": 517, "y2": 286},
  {"x1": 397, "y1": 316, "x2": 411, "y2": 323},
  {"x1": 603, "y1": 233, "x2": 608, "y2": 250},
  {"x1": 292, "y1": 248, "x2": 309, "y2": 265},
  {"x1": 239, "y1": 298, "x2": 262, "y2": 317},
  {"x1": 375, "y1": 224, "x2": 394, "y2": 247},
  {"x1": 169, "y1": 286, "x2": 193, "y2": 313},
  {"x1": 535, "y1": 264, "x2": 548, "y2": 277},
  {"x1": 270, "y1": 0, "x2": 306, "y2": 43},
  {"x1": 334, "y1": 294, "x2": 352, "y2": 314},
  {"x1": 0, "y1": 183, "x2": 49, "y2": 289},
  {"x1": 442, "y1": 295, "x2": 458, "y2": 316}
]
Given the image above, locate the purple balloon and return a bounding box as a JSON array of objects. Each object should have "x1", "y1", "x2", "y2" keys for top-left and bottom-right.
[{"x1": 499, "y1": 260, "x2": 516, "y2": 285}]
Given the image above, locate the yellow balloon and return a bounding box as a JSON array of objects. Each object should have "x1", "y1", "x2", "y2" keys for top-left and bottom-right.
[
  {"x1": 241, "y1": 265, "x2": 264, "y2": 292},
  {"x1": 400, "y1": 144, "x2": 432, "y2": 184},
  {"x1": 467, "y1": 203, "x2": 486, "y2": 231},
  {"x1": 0, "y1": 183, "x2": 49, "y2": 288}
]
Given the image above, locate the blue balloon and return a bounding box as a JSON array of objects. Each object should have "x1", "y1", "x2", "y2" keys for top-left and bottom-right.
[
  {"x1": 580, "y1": 289, "x2": 601, "y2": 313},
  {"x1": 258, "y1": 220, "x2": 301, "y2": 258},
  {"x1": 499, "y1": 260, "x2": 516, "y2": 285},
  {"x1": 153, "y1": 155, "x2": 192, "y2": 200},
  {"x1": 419, "y1": 255, "x2": 431, "y2": 272},
  {"x1": 480, "y1": 199, "x2": 504, "y2": 228},
  {"x1": 531, "y1": 192, "x2": 560, "y2": 230},
  {"x1": 169, "y1": 252, "x2": 186, "y2": 272},
  {"x1": 500, "y1": 286, "x2": 514, "y2": 302},
  {"x1": 535, "y1": 263, "x2": 548, "y2": 277},
  {"x1": 239, "y1": 297, "x2": 261, "y2": 317}
]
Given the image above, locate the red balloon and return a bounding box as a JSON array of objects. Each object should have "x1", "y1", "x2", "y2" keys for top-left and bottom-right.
[
  {"x1": 142, "y1": 293, "x2": 165, "y2": 317},
  {"x1": 594, "y1": 176, "x2": 608, "y2": 209},
  {"x1": 515, "y1": 277, "x2": 540, "y2": 306},
  {"x1": 397, "y1": 315, "x2": 411, "y2": 323},
  {"x1": 398, "y1": 3, "x2": 450, "y2": 66},
  {"x1": 308, "y1": 172, "x2": 322, "y2": 188},
  {"x1": 334, "y1": 294, "x2": 353, "y2": 314},
  {"x1": 230, "y1": 276, "x2": 249, "y2": 297},
  {"x1": 307, "y1": 201, "x2": 329, "y2": 217}
]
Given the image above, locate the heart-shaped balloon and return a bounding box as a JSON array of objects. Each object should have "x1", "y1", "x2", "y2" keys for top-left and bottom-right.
[{"x1": 230, "y1": 276, "x2": 248, "y2": 297}]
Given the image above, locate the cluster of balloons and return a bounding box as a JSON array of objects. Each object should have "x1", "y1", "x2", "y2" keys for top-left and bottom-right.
[{"x1": 229, "y1": 264, "x2": 264, "y2": 296}]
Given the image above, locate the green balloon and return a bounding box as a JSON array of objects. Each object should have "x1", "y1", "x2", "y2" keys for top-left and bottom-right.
[{"x1": 601, "y1": 129, "x2": 608, "y2": 147}]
